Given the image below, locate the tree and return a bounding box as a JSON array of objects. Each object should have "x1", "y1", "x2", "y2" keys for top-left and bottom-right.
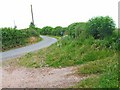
[
  {"x1": 41, "y1": 26, "x2": 53, "y2": 35},
  {"x1": 67, "y1": 23, "x2": 80, "y2": 38},
  {"x1": 52, "y1": 26, "x2": 64, "y2": 36},
  {"x1": 67, "y1": 22, "x2": 86, "y2": 38},
  {"x1": 87, "y1": 16, "x2": 116, "y2": 39}
]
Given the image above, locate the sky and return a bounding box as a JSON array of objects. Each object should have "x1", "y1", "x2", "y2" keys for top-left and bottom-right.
[{"x1": 0, "y1": 0, "x2": 119, "y2": 29}]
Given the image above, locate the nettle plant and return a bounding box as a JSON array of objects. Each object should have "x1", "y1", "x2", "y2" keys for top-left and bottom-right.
[{"x1": 87, "y1": 16, "x2": 116, "y2": 39}]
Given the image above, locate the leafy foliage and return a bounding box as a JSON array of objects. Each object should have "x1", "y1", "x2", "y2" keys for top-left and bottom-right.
[
  {"x1": 87, "y1": 16, "x2": 116, "y2": 39},
  {"x1": 1, "y1": 27, "x2": 40, "y2": 51},
  {"x1": 52, "y1": 26, "x2": 66, "y2": 36},
  {"x1": 40, "y1": 26, "x2": 66, "y2": 36},
  {"x1": 67, "y1": 22, "x2": 86, "y2": 38},
  {"x1": 40, "y1": 26, "x2": 53, "y2": 35}
]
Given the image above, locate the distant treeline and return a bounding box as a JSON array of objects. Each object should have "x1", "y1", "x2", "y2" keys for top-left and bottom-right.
[
  {"x1": 38, "y1": 16, "x2": 118, "y2": 39},
  {"x1": 36, "y1": 22, "x2": 86, "y2": 38},
  {"x1": 37, "y1": 16, "x2": 118, "y2": 50}
]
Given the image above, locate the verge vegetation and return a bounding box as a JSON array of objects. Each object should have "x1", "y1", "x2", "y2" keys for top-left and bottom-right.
[{"x1": 1, "y1": 24, "x2": 42, "y2": 51}]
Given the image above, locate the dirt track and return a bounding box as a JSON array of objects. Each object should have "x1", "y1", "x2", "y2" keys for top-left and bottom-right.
[{"x1": 1, "y1": 66, "x2": 86, "y2": 88}]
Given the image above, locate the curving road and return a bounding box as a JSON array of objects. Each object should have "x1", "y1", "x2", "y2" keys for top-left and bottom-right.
[{"x1": 0, "y1": 36, "x2": 57, "y2": 60}]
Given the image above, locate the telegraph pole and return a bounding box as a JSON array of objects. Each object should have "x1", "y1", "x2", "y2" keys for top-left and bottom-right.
[
  {"x1": 14, "y1": 20, "x2": 17, "y2": 29},
  {"x1": 31, "y1": 5, "x2": 34, "y2": 25}
]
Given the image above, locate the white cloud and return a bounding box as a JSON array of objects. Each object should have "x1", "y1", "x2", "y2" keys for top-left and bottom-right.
[{"x1": 0, "y1": 0, "x2": 119, "y2": 29}]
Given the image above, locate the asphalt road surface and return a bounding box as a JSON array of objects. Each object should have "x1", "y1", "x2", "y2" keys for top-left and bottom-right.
[{"x1": 0, "y1": 36, "x2": 57, "y2": 60}]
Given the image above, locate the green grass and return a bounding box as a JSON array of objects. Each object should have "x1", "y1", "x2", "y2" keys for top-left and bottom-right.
[
  {"x1": 74, "y1": 71, "x2": 118, "y2": 88},
  {"x1": 43, "y1": 36, "x2": 115, "y2": 67},
  {"x1": 73, "y1": 72, "x2": 118, "y2": 88},
  {"x1": 77, "y1": 54, "x2": 117, "y2": 74},
  {"x1": 18, "y1": 49, "x2": 46, "y2": 68},
  {"x1": 72, "y1": 54, "x2": 118, "y2": 88}
]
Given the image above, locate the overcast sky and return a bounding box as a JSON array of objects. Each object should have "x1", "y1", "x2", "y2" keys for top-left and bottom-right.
[{"x1": 0, "y1": 0, "x2": 119, "y2": 29}]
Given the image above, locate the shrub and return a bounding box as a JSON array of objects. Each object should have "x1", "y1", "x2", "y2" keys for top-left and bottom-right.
[
  {"x1": 67, "y1": 22, "x2": 79, "y2": 38},
  {"x1": 40, "y1": 26, "x2": 53, "y2": 35},
  {"x1": 52, "y1": 26, "x2": 65, "y2": 36},
  {"x1": 1, "y1": 27, "x2": 40, "y2": 51},
  {"x1": 87, "y1": 16, "x2": 116, "y2": 39},
  {"x1": 67, "y1": 22, "x2": 86, "y2": 38}
]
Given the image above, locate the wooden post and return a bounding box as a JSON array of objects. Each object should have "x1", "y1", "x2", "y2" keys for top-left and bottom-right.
[
  {"x1": 31, "y1": 5, "x2": 34, "y2": 25},
  {"x1": 14, "y1": 20, "x2": 17, "y2": 29}
]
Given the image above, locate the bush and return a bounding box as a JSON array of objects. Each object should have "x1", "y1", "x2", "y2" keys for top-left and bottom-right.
[
  {"x1": 52, "y1": 26, "x2": 65, "y2": 36},
  {"x1": 40, "y1": 26, "x2": 53, "y2": 35},
  {"x1": 67, "y1": 22, "x2": 86, "y2": 38},
  {"x1": 87, "y1": 16, "x2": 116, "y2": 39},
  {"x1": 40, "y1": 26, "x2": 66, "y2": 36},
  {"x1": 26, "y1": 29, "x2": 39, "y2": 37},
  {"x1": 1, "y1": 28, "x2": 40, "y2": 51}
]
